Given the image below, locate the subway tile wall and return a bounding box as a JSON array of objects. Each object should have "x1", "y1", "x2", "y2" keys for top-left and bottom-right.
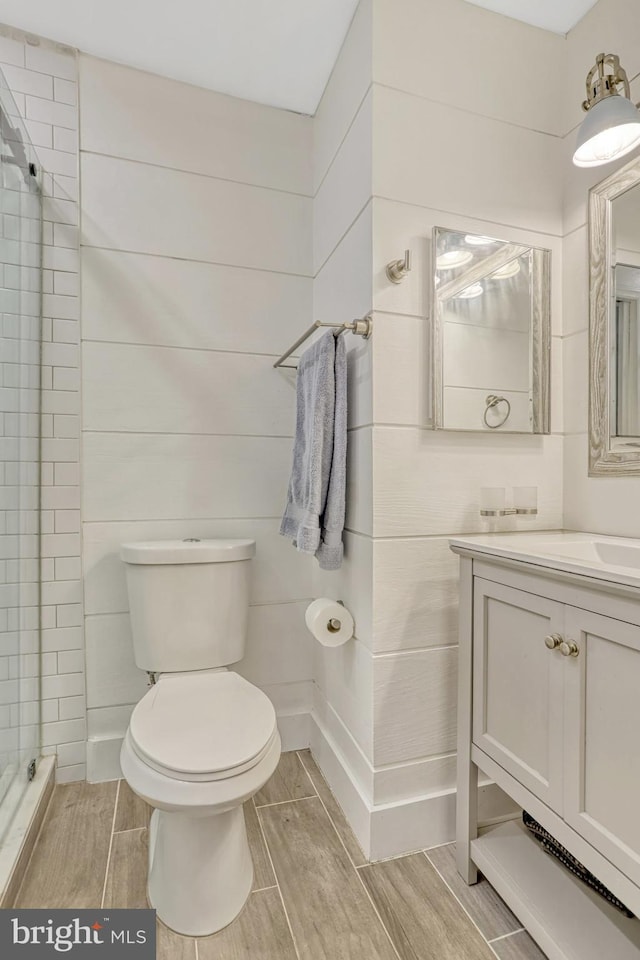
[
  {"x1": 0, "y1": 25, "x2": 83, "y2": 783},
  {"x1": 0, "y1": 86, "x2": 42, "y2": 813}
]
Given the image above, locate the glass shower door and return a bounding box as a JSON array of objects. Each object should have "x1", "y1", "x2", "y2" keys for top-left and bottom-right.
[{"x1": 0, "y1": 73, "x2": 42, "y2": 841}]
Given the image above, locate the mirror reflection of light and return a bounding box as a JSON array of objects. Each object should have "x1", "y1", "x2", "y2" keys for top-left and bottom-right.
[
  {"x1": 491, "y1": 259, "x2": 521, "y2": 280},
  {"x1": 456, "y1": 282, "x2": 484, "y2": 300},
  {"x1": 436, "y1": 249, "x2": 473, "y2": 269},
  {"x1": 465, "y1": 235, "x2": 497, "y2": 246}
]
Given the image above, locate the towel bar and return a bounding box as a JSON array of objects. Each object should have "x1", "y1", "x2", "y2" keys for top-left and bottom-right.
[{"x1": 273, "y1": 314, "x2": 372, "y2": 369}]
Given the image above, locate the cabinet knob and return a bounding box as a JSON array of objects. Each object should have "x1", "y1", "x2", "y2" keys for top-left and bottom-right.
[
  {"x1": 559, "y1": 639, "x2": 580, "y2": 658},
  {"x1": 544, "y1": 634, "x2": 562, "y2": 650}
]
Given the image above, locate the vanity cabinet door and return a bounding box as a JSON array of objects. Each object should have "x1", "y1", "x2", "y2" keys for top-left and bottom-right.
[
  {"x1": 563, "y1": 607, "x2": 640, "y2": 888},
  {"x1": 473, "y1": 578, "x2": 565, "y2": 809}
]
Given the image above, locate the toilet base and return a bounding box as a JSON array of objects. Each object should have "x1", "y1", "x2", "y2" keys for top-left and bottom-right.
[{"x1": 148, "y1": 804, "x2": 254, "y2": 936}]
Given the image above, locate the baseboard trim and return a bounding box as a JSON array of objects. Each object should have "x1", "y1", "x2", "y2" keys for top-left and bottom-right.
[
  {"x1": 309, "y1": 711, "x2": 519, "y2": 861},
  {"x1": 87, "y1": 710, "x2": 313, "y2": 783},
  {"x1": 0, "y1": 756, "x2": 56, "y2": 907}
]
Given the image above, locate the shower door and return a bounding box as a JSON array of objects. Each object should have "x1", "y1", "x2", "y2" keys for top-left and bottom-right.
[{"x1": 0, "y1": 72, "x2": 42, "y2": 840}]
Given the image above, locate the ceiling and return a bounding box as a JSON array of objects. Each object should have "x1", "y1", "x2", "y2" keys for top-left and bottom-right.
[
  {"x1": 1, "y1": 0, "x2": 600, "y2": 116},
  {"x1": 464, "y1": 0, "x2": 599, "y2": 34},
  {"x1": 0, "y1": 0, "x2": 359, "y2": 115}
]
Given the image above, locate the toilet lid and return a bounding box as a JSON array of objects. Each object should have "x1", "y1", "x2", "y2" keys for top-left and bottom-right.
[{"x1": 129, "y1": 672, "x2": 277, "y2": 780}]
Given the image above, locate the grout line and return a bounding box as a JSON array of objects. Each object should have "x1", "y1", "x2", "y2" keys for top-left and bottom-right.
[
  {"x1": 293, "y1": 750, "x2": 320, "y2": 799},
  {"x1": 100, "y1": 779, "x2": 120, "y2": 909},
  {"x1": 294, "y1": 751, "x2": 359, "y2": 858},
  {"x1": 113, "y1": 825, "x2": 148, "y2": 835},
  {"x1": 254, "y1": 795, "x2": 317, "y2": 809},
  {"x1": 194, "y1": 937, "x2": 199, "y2": 960},
  {"x1": 251, "y1": 884, "x2": 279, "y2": 894},
  {"x1": 253, "y1": 800, "x2": 302, "y2": 960},
  {"x1": 294, "y1": 751, "x2": 402, "y2": 960},
  {"x1": 423, "y1": 838, "x2": 457, "y2": 853},
  {"x1": 423, "y1": 848, "x2": 522, "y2": 954},
  {"x1": 488, "y1": 928, "x2": 526, "y2": 944}
]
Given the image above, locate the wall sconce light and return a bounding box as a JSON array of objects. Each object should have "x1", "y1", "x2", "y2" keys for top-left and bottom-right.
[{"x1": 573, "y1": 53, "x2": 640, "y2": 168}]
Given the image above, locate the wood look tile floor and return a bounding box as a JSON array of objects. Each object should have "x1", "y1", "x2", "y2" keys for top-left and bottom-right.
[{"x1": 13, "y1": 750, "x2": 547, "y2": 960}]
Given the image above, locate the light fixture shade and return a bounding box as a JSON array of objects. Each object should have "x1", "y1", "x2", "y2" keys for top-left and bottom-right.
[
  {"x1": 456, "y1": 282, "x2": 483, "y2": 300},
  {"x1": 436, "y1": 249, "x2": 473, "y2": 270},
  {"x1": 573, "y1": 94, "x2": 640, "y2": 167}
]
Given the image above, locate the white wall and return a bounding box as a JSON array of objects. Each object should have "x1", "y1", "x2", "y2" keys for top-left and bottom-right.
[
  {"x1": 0, "y1": 26, "x2": 83, "y2": 784},
  {"x1": 308, "y1": 0, "x2": 376, "y2": 855},
  {"x1": 6, "y1": 0, "x2": 637, "y2": 855},
  {"x1": 366, "y1": 0, "x2": 565, "y2": 856},
  {"x1": 562, "y1": 0, "x2": 640, "y2": 534},
  {"x1": 307, "y1": 0, "x2": 568, "y2": 860},
  {"x1": 78, "y1": 56, "x2": 317, "y2": 779}
]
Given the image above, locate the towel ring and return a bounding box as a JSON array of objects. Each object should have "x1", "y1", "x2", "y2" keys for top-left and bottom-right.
[{"x1": 483, "y1": 394, "x2": 511, "y2": 429}]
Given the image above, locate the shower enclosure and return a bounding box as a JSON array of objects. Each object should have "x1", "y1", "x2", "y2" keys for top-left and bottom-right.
[{"x1": 0, "y1": 70, "x2": 42, "y2": 844}]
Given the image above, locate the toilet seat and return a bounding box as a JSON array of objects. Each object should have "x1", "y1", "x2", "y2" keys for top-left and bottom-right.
[{"x1": 129, "y1": 671, "x2": 277, "y2": 783}]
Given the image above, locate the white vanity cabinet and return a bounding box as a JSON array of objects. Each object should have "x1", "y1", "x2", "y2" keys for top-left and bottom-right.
[
  {"x1": 562, "y1": 607, "x2": 640, "y2": 889},
  {"x1": 452, "y1": 536, "x2": 640, "y2": 960},
  {"x1": 472, "y1": 578, "x2": 565, "y2": 810}
]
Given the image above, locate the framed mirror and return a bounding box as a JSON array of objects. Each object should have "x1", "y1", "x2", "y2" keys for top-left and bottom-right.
[
  {"x1": 432, "y1": 227, "x2": 551, "y2": 433},
  {"x1": 590, "y1": 155, "x2": 640, "y2": 475}
]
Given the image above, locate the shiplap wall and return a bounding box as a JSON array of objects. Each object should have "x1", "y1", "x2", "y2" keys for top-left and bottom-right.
[
  {"x1": 309, "y1": 0, "x2": 376, "y2": 851},
  {"x1": 366, "y1": 0, "x2": 565, "y2": 848},
  {"x1": 78, "y1": 56, "x2": 317, "y2": 779},
  {"x1": 307, "y1": 0, "x2": 567, "y2": 859},
  {"x1": 0, "y1": 26, "x2": 83, "y2": 784}
]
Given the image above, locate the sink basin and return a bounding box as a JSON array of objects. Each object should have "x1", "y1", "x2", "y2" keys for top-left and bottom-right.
[
  {"x1": 449, "y1": 532, "x2": 640, "y2": 589},
  {"x1": 533, "y1": 540, "x2": 640, "y2": 570}
]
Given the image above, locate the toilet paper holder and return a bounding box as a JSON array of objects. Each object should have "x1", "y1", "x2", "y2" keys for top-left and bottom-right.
[
  {"x1": 305, "y1": 598, "x2": 354, "y2": 646},
  {"x1": 327, "y1": 600, "x2": 346, "y2": 633}
]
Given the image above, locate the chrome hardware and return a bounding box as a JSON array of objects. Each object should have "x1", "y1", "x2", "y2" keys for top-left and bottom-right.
[
  {"x1": 327, "y1": 618, "x2": 342, "y2": 634},
  {"x1": 545, "y1": 634, "x2": 563, "y2": 650},
  {"x1": 483, "y1": 394, "x2": 512, "y2": 429},
  {"x1": 182, "y1": 538, "x2": 201, "y2": 542},
  {"x1": 386, "y1": 249, "x2": 412, "y2": 284},
  {"x1": 147, "y1": 671, "x2": 158, "y2": 685},
  {"x1": 274, "y1": 314, "x2": 372, "y2": 369},
  {"x1": 560, "y1": 640, "x2": 580, "y2": 658}
]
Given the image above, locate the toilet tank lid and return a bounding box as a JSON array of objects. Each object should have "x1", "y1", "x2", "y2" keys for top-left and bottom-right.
[{"x1": 120, "y1": 539, "x2": 256, "y2": 565}]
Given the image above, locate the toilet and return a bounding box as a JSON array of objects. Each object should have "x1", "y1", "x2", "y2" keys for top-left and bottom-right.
[{"x1": 118, "y1": 538, "x2": 281, "y2": 937}]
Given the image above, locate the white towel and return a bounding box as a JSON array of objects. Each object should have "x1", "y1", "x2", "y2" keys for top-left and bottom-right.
[{"x1": 280, "y1": 330, "x2": 347, "y2": 570}]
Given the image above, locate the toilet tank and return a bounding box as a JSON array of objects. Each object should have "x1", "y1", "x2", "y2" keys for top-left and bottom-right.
[{"x1": 120, "y1": 539, "x2": 255, "y2": 673}]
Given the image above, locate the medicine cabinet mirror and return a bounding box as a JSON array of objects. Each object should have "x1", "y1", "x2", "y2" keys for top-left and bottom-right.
[
  {"x1": 589, "y1": 155, "x2": 640, "y2": 475},
  {"x1": 432, "y1": 227, "x2": 551, "y2": 434}
]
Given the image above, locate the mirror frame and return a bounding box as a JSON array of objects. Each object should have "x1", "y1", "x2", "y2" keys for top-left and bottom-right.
[
  {"x1": 431, "y1": 226, "x2": 551, "y2": 434},
  {"x1": 589, "y1": 155, "x2": 640, "y2": 475}
]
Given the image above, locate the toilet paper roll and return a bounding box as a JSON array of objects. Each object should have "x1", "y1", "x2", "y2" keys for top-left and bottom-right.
[{"x1": 305, "y1": 598, "x2": 354, "y2": 647}]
